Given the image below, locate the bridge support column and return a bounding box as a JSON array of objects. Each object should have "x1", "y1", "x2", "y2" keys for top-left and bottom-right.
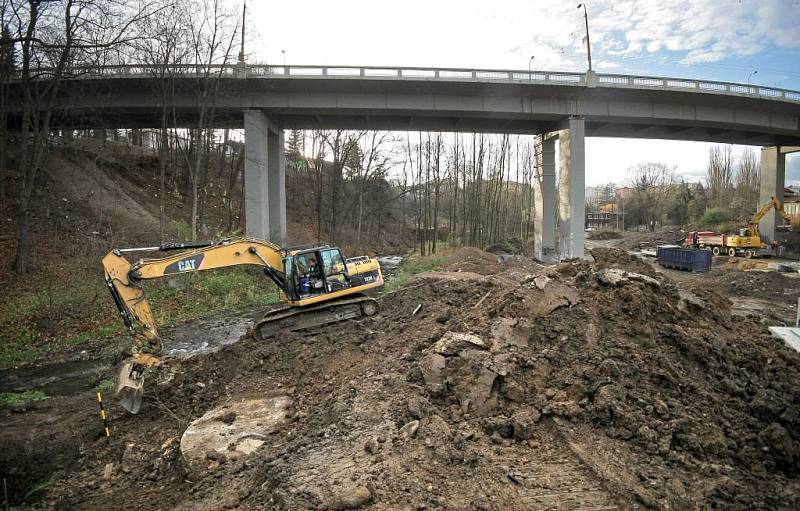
[
  {"x1": 244, "y1": 110, "x2": 271, "y2": 240},
  {"x1": 534, "y1": 135, "x2": 556, "y2": 262},
  {"x1": 244, "y1": 110, "x2": 287, "y2": 244},
  {"x1": 758, "y1": 146, "x2": 786, "y2": 244},
  {"x1": 267, "y1": 128, "x2": 287, "y2": 244},
  {"x1": 557, "y1": 117, "x2": 586, "y2": 260}
]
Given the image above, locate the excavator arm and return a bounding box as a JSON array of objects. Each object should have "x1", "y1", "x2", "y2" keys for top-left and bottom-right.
[
  {"x1": 750, "y1": 196, "x2": 792, "y2": 229},
  {"x1": 102, "y1": 238, "x2": 286, "y2": 412}
]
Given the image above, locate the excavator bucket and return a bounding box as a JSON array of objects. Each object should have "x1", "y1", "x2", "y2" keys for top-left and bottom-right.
[
  {"x1": 115, "y1": 360, "x2": 144, "y2": 414},
  {"x1": 115, "y1": 353, "x2": 161, "y2": 414}
]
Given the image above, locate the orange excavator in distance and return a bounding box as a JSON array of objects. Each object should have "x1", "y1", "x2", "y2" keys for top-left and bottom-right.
[{"x1": 103, "y1": 238, "x2": 383, "y2": 413}]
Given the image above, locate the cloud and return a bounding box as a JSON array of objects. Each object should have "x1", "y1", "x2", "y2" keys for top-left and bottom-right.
[{"x1": 245, "y1": 0, "x2": 798, "y2": 77}]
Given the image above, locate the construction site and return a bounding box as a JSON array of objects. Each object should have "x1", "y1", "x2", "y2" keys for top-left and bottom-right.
[
  {"x1": 3, "y1": 1, "x2": 800, "y2": 509},
  {"x1": 2, "y1": 230, "x2": 800, "y2": 509}
]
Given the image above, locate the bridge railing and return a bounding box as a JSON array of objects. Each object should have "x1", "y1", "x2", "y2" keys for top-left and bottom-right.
[{"x1": 23, "y1": 63, "x2": 800, "y2": 103}]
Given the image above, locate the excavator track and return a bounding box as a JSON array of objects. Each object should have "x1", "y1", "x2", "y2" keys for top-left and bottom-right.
[{"x1": 252, "y1": 295, "x2": 380, "y2": 340}]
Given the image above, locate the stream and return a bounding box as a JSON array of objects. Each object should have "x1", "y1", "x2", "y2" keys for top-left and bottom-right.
[
  {"x1": 0, "y1": 255, "x2": 408, "y2": 399},
  {"x1": 0, "y1": 310, "x2": 258, "y2": 398}
]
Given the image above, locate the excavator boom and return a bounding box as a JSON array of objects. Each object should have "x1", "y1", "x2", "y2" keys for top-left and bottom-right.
[{"x1": 749, "y1": 196, "x2": 792, "y2": 230}]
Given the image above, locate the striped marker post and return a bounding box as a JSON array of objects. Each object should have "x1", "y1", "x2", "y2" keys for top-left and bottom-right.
[{"x1": 97, "y1": 392, "x2": 111, "y2": 437}]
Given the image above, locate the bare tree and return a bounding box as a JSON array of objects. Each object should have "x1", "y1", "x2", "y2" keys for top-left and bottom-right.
[
  {"x1": 733, "y1": 147, "x2": 760, "y2": 220},
  {"x1": 7, "y1": 0, "x2": 158, "y2": 273},
  {"x1": 134, "y1": 0, "x2": 190, "y2": 241},
  {"x1": 171, "y1": 0, "x2": 238, "y2": 241},
  {"x1": 627, "y1": 162, "x2": 676, "y2": 231},
  {"x1": 350, "y1": 131, "x2": 392, "y2": 248},
  {"x1": 706, "y1": 144, "x2": 734, "y2": 209}
]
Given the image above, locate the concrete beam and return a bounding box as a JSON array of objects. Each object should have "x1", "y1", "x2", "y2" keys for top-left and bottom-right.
[
  {"x1": 244, "y1": 110, "x2": 270, "y2": 240},
  {"x1": 533, "y1": 135, "x2": 556, "y2": 262},
  {"x1": 267, "y1": 129, "x2": 287, "y2": 244},
  {"x1": 780, "y1": 146, "x2": 800, "y2": 154},
  {"x1": 558, "y1": 117, "x2": 586, "y2": 260},
  {"x1": 759, "y1": 146, "x2": 786, "y2": 243}
]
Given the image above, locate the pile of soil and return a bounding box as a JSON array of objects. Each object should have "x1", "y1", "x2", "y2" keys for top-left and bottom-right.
[
  {"x1": 717, "y1": 270, "x2": 800, "y2": 303},
  {"x1": 4, "y1": 247, "x2": 799, "y2": 509},
  {"x1": 437, "y1": 246, "x2": 503, "y2": 275},
  {"x1": 621, "y1": 231, "x2": 684, "y2": 251},
  {"x1": 587, "y1": 230, "x2": 622, "y2": 240}
]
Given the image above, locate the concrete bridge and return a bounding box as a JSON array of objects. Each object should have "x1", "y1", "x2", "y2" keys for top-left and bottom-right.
[{"x1": 10, "y1": 64, "x2": 800, "y2": 259}]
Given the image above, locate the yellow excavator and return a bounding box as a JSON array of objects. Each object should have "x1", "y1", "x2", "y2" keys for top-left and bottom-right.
[
  {"x1": 103, "y1": 238, "x2": 383, "y2": 413},
  {"x1": 686, "y1": 197, "x2": 792, "y2": 257}
]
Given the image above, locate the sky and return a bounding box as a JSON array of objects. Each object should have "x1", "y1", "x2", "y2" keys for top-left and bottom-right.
[{"x1": 242, "y1": 0, "x2": 800, "y2": 187}]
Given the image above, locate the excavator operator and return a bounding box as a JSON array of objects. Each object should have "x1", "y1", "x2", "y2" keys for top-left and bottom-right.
[{"x1": 299, "y1": 255, "x2": 323, "y2": 295}]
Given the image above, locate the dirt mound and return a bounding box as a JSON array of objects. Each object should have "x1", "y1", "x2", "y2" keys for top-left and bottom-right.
[
  {"x1": 717, "y1": 270, "x2": 800, "y2": 303},
  {"x1": 590, "y1": 247, "x2": 659, "y2": 277},
  {"x1": 621, "y1": 231, "x2": 684, "y2": 251},
  {"x1": 587, "y1": 230, "x2": 622, "y2": 240},
  {"x1": 438, "y1": 246, "x2": 503, "y2": 275},
  {"x1": 8, "y1": 250, "x2": 800, "y2": 509}
]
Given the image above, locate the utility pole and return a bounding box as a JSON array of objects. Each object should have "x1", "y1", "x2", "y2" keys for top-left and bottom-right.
[
  {"x1": 238, "y1": 0, "x2": 246, "y2": 64},
  {"x1": 577, "y1": 3, "x2": 592, "y2": 72}
]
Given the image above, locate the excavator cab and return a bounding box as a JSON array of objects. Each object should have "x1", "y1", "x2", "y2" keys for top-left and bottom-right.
[{"x1": 285, "y1": 247, "x2": 352, "y2": 300}]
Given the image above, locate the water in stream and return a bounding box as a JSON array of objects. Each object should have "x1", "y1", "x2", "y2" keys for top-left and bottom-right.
[{"x1": 0, "y1": 310, "x2": 258, "y2": 398}]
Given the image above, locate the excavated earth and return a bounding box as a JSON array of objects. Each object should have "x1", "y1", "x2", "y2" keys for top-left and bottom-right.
[{"x1": 2, "y1": 248, "x2": 800, "y2": 510}]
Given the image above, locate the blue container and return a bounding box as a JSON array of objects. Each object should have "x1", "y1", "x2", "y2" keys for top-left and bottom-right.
[{"x1": 656, "y1": 246, "x2": 711, "y2": 272}]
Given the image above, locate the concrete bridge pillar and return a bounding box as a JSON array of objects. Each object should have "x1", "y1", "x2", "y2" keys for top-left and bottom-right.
[
  {"x1": 758, "y1": 146, "x2": 786, "y2": 244},
  {"x1": 557, "y1": 117, "x2": 586, "y2": 260},
  {"x1": 267, "y1": 128, "x2": 287, "y2": 244},
  {"x1": 534, "y1": 135, "x2": 556, "y2": 262},
  {"x1": 244, "y1": 110, "x2": 286, "y2": 244}
]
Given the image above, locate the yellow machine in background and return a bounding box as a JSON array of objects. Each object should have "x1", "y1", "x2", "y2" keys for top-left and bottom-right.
[
  {"x1": 687, "y1": 197, "x2": 792, "y2": 257},
  {"x1": 722, "y1": 197, "x2": 793, "y2": 256},
  {"x1": 103, "y1": 238, "x2": 383, "y2": 413}
]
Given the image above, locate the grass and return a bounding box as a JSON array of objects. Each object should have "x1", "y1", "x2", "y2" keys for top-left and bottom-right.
[
  {"x1": 147, "y1": 269, "x2": 279, "y2": 326},
  {"x1": 383, "y1": 254, "x2": 445, "y2": 294},
  {"x1": 0, "y1": 327, "x2": 40, "y2": 368},
  {"x1": 0, "y1": 267, "x2": 280, "y2": 369},
  {"x1": 0, "y1": 389, "x2": 48, "y2": 407},
  {"x1": 23, "y1": 470, "x2": 63, "y2": 501},
  {"x1": 96, "y1": 379, "x2": 115, "y2": 392}
]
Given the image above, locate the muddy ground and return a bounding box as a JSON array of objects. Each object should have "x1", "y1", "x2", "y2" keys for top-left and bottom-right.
[{"x1": 2, "y1": 247, "x2": 800, "y2": 510}]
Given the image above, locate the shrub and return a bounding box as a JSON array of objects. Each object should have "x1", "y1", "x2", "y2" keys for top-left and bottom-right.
[{"x1": 700, "y1": 207, "x2": 730, "y2": 228}]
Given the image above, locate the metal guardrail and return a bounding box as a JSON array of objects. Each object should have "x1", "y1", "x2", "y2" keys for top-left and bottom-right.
[{"x1": 22, "y1": 64, "x2": 800, "y2": 103}]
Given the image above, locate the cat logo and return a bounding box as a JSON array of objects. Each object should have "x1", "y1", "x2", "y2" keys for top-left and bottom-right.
[
  {"x1": 178, "y1": 259, "x2": 196, "y2": 271},
  {"x1": 164, "y1": 254, "x2": 205, "y2": 274}
]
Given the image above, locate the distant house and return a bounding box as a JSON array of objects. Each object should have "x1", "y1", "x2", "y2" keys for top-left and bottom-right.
[{"x1": 615, "y1": 186, "x2": 634, "y2": 200}]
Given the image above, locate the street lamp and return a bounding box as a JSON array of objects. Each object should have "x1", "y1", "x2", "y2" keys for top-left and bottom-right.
[
  {"x1": 577, "y1": 3, "x2": 592, "y2": 72},
  {"x1": 281, "y1": 49, "x2": 286, "y2": 67},
  {"x1": 528, "y1": 56, "x2": 535, "y2": 77},
  {"x1": 747, "y1": 70, "x2": 758, "y2": 86}
]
